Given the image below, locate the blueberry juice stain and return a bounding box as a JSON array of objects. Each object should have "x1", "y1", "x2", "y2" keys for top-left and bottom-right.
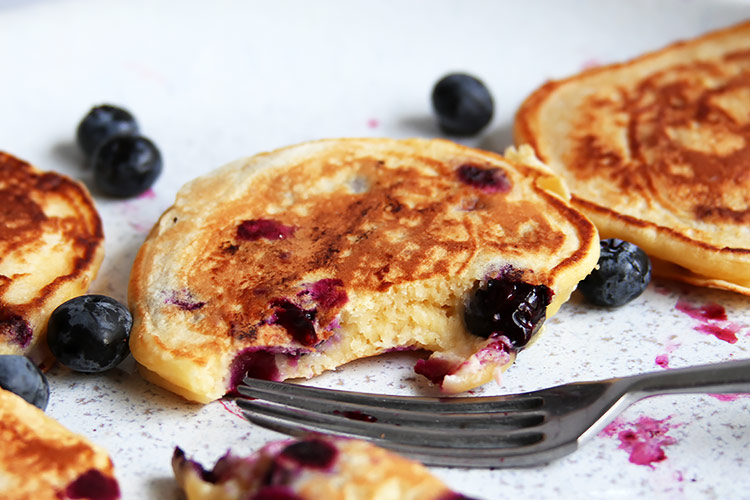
[{"x1": 270, "y1": 299, "x2": 319, "y2": 347}]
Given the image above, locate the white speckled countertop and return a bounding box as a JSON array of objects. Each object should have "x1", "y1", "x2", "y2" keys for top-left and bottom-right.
[{"x1": 2, "y1": 1, "x2": 750, "y2": 498}]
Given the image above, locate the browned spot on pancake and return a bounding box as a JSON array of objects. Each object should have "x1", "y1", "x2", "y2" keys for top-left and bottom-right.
[
  {"x1": 0, "y1": 152, "x2": 103, "y2": 343},
  {"x1": 186, "y1": 153, "x2": 567, "y2": 344},
  {"x1": 564, "y1": 49, "x2": 750, "y2": 224}
]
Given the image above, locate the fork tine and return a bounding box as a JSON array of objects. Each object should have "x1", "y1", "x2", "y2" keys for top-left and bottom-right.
[
  {"x1": 242, "y1": 411, "x2": 573, "y2": 468},
  {"x1": 236, "y1": 392, "x2": 546, "y2": 430},
  {"x1": 237, "y1": 397, "x2": 546, "y2": 447},
  {"x1": 239, "y1": 377, "x2": 544, "y2": 413}
]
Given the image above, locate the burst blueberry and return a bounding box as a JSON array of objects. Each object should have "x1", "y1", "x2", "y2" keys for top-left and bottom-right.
[
  {"x1": 578, "y1": 239, "x2": 651, "y2": 307},
  {"x1": 46, "y1": 295, "x2": 133, "y2": 373},
  {"x1": 0, "y1": 355, "x2": 49, "y2": 410},
  {"x1": 76, "y1": 104, "x2": 139, "y2": 158},
  {"x1": 92, "y1": 135, "x2": 162, "y2": 197},
  {"x1": 431, "y1": 73, "x2": 494, "y2": 136},
  {"x1": 463, "y1": 277, "x2": 552, "y2": 348}
]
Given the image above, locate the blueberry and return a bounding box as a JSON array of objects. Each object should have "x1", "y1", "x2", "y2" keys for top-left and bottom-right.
[
  {"x1": 463, "y1": 277, "x2": 552, "y2": 348},
  {"x1": 92, "y1": 135, "x2": 162, "y2": 198},
  {"x1": 0, "y1": 355, "x2": 50, "y2": 410},
  {"x1": 431, "y1": 73, "x2": 494, "y2": 136},
  {"x1": 76, "y1": 105, "x2": 139, "y2": 158},
  {"x1": 578, "y1": 239, "x2": 652, "y2": 307},
  {"x1": 46, "y1": 295, "x2": 133, "y2": 373}
]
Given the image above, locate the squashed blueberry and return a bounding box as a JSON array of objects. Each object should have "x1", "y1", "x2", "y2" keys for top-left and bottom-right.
[{"x1": 463, "y1": 277, "x2": 552, "y2": 348}]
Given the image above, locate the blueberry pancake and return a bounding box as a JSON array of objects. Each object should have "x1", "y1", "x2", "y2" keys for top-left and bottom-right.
[
  {"x1": 128, "y1": 138, "x2": 599, "y2": 403},
  {"x1": 515, "y1": 21, "x2": 750, "y2": 294},
  {"x1": 0, "y1": 152, "x2": 104, "y2": 367},
  {"x1": 173, "y1": 435, "x2": 476, "y2": 500},
  {"x1": 0, "y1": 388, "x2": 120, "y2": 500}
]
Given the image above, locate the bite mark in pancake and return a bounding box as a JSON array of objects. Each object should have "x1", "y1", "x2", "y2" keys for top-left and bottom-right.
[
  {"x1": 515, "y1": 21, "x2": 750, "y2": 293},
  {"x1": 0, "y1": 152, "x2": 104, "y2": 365},
  {"x1": 128, "y1": 139, "x2": 599, "y2": 403}
]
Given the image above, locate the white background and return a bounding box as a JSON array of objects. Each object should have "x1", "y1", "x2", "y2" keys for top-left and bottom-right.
[{"x1": 1, "y1": 1, "x2": 750, "y2": 499}]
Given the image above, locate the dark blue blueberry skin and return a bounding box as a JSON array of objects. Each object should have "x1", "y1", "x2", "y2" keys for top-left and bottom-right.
[
  {"x1": 431, "y1": 73, "x2": 494, "y2": 136},
  {"x1": 76, "y1": 105, "x2": 139, "y2": 158},
  {"x1": 463, "y1": 278, "x2": 552, "y2": 348},
  {"x1": 46, "y1": 295, "x2": 133, "y2": 373},
  {"x1": 0, "y1": 355, "x2": 50, "y2": 410},
  {"x1": 579, "y1": 239, "x2": 652, "y2": 307},
  {"x1": 92, "y1": 135, "x2": 162, "y2": 198}
]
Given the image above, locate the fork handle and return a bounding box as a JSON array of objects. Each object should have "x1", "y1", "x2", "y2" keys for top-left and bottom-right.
[{"x1": 625, "y1": 359, "x2": 750, "y2": 396}]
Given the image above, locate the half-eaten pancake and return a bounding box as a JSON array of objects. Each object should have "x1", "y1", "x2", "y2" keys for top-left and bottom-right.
[
  {"x1": 515, "y1": 20, "x2": 750, "y2": 294},
  {"x1": 128, "y1": 138, "x2": 599, "y2": 403},
  {"x1": 0, "y1": 388, "x2": 120, "y2": 500},
  {"x1": 173, "y1": 435, "x2": 476, "y2": 500},
  {"x1": 0, "y1": 152, "x2": 104, "y2": 367}
]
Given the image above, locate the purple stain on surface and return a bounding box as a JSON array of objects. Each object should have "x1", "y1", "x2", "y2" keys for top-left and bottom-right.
[
  {"x1": 309, "y1": 279, "x2": 348, "y2": 310},
  {"x1": 64, "y1": 469, "x2": 121, "y2": 500},
  {"x1": 237, "y1": 219, "x2": 296, "y2": 241},
  {"x1": 367, "y1": 118, "x2": 380, "y2": 129},
  {"x1": 0, "y1": 312, "x2": 32, "y2": 348},
  {"x1": 675, "y1": 299, "x2": 743, "y2": 344},
  {"x1": 580, "y1": 58, "x2": 602, "y2": 70},
  {"x1": 601, "y1": 416, "x2": 678, "y2": 468},
  {"x1": 655, "y1": 354, "x2": 670, "y2": 369},
  {"x1": 228, "y1": 350, "x2": 281, "y2": 391},
  {"x1": 437, "y1": 494, "x2": 482, "y2": 500},
  {"x1": 675, "y1": 300, "x2": 727, "y2": 321},
  {"x1": 708, "y1": 393, "x2": 749, "y2": 402},
  {"x1": 333, "y1": 410, "x2": 378, "y2": 422},
  {"x1": 164, "y1": 289, "x2": 205, "y2": 311},
  {"x1": 137, "y1": 188, "x2": 156, "y2": 200},
  {"x1": 457, "y1": 164, "x2": 511, "y2": 193},
  {"x1": 694, "y1": 323, "x2": 740, "y2": 344}
]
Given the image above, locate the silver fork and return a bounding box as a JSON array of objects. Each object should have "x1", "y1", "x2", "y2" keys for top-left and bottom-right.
[{"x1": 236, "y1": 359, "x2": 750, "y2": 468}]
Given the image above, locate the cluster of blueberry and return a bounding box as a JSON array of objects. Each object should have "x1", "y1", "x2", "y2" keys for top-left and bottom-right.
[
  {"x1": 0, "y1": 295, "x2": 132, "y2": 411},
  {"x1": 77, "y1": 104, "x2": 163, "y2": 198}
]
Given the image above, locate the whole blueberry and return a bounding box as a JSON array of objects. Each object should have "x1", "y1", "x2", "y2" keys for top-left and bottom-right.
[
  {"x1": 431, "y1": 73, "x2": 494, "y2": 136},
  {"x1": 579, "y1": 239, "x2": 652, "y2": 307},
  {"x1": 92, "y1": 135, "x2": 162, "y2": 198},
  {"x1": 46, "y1": 295, "x2": 133, "y2": 373},
  {"x1": 0, "y1": 355, "x2": 50, "y2": 410},
  {"x1": 76, "y1": 105, "x2": 139, "y2": 158}
]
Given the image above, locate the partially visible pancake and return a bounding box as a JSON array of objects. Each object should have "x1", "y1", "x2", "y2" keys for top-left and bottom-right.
[
  {"x1": 0, "y1": 152, "x2": 104, "y2": 367},
  {"x1": 129, "y1": 138, "x2": 599, "y2": 403},
  {"x1": 0, "y1": 387, "x2": 120, "y2": 500},
  {"x1": 173, "y1": 435, "x2": 476, "y2": 500},
  {"x1": 515, "y1": 21, "x2": 750, "y2": 294}
]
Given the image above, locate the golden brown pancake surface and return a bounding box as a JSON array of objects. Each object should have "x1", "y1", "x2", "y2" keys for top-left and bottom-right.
[
  {"x1": 129, "y1": 138, "x2": 599, "y2": 403},
  {"x1": 173, "y1": 435, "x2": 467, "y2": 500},
  {"x1": 0, "y1": 152, "x2": 104, "y2": 366},
  {"x1": 515, "y1": 21, "x2": 750, "y2": 292},
  {"x1": 0, "y1": 388, "x2": 120, "y2": 500}
]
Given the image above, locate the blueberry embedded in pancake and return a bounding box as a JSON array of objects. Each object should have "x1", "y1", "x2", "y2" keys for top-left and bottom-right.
[
  {"x1": 515, "y1": 20, "x2": 750, "y2": 293},
  {"x1": 173, "y1": 435, "x2": 477, "y2": 500},
  {"x1": 128, "y1": 138, "x2": 599, "y2": 403},
  {"x1": 0, "y1": 152, "x2": 104, "y2": 367},
  {"x1": 0, "y1": 388, "x2": 120, "y2": 500}
]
